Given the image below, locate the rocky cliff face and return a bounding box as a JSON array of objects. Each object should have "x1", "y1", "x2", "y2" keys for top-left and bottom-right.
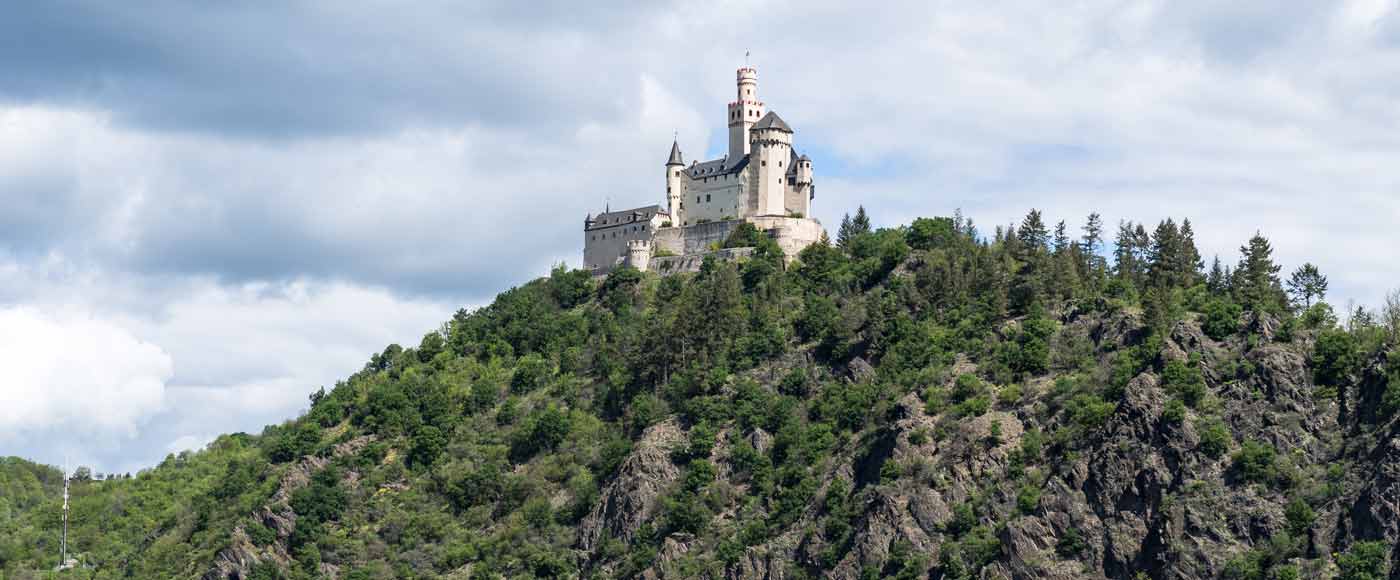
[
  {"x1": 579, "y1": 314, "x2": 1400, "y2": 579},
  {"x1": 204, "y1": 435, "x2": 376, "y2": 580}
]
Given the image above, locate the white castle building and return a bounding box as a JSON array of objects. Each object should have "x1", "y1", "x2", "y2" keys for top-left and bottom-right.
[{"x1": 584, "y1": 66, "x2": 825, "y2": 274}]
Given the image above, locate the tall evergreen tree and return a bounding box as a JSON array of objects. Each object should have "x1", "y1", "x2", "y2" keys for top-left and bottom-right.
[
  {"x1": 1053, "y1": 221, "x2": 1070, "y2": 254},
  {"x1": 1081, "y1": 212, "x2": 1104, "y2": 255},
  {"x1": 1114, "y1": 220, "x2": 1143, "y2": 287},
  {"x1": 851, "y1": 206, "x2": 872, "y2": 236},
  {"x1": 1147, "y1": 218, "x2": 1182, "y2": 289},
  {"x1": 836, "y1": 213, "x2": 854, "y2": 248},
  {"x1": 1235, "y1": 232, "x2": 1286, "y2": 313},
  {"x1": 1207, "y1": 256, "x2": 1229, "y2": 294},
  {"x1": 1079, "y1": 212, "x2": 1107, "y2": 291},
  {"x1": 1017, "y1": 210, "x2": 1050, "y2": 252},
  {"x1": 1178, "y1": 219, "x2": 1204, "y2": 287}
]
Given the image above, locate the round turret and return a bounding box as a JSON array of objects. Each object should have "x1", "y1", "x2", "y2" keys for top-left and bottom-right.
[
  {"x1": 625, "y1": 239, "x2": 652, "y2": 272},
  {"x1": 727, "y1": 66, "x2": 766, "y2": 162},
  {"x1": 665, "y1": 140, "x2": 684, "y2": 224},
  {"x1": 736, "y1": 67, "x2": 757, "y2": 100}
]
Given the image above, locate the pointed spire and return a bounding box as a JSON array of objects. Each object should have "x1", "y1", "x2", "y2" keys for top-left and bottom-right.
[{"x1": 666, "y1": 138, "x2": 684, "y2": 166}]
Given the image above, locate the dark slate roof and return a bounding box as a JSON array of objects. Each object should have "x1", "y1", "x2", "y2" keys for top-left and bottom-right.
[
  {"x1": 752, "y1": 111, "x2": 792, "y2": 133},
  {"x1": 589, "y1": 204, "x2": 666, "y2": 228},
  {"x1": 688, "y1": 154, "x2": 748, "y2": 177},
  {"x1": 786, "y1": 149, "x2": 799, "y2": 176},
  {"x1": 667, "y1": 140, "x2": 684, "y2": 165}
]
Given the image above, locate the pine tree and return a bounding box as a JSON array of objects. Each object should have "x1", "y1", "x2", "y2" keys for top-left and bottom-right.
[
  {"x1": 1147, "y1": 218, "x2": 1182, "y2": 289},
  {"x1": 1207, "y1": 256, "x2": 1229, "y2": 294},
  {"x1": 1053, "y1": 221, "x2": 1070, "y2": 254},
  {"x1": 1081, "y1": 212, "x2": 1104, "y2": 255},
  {"x1": 1078, "y1": 212, "x2": 1107, "y2": 291},
  {"x1": 1114, "y1": 220, "x2": 1142, "y2": 286},
  {"x1": 837, "y1": 213, "x2": 854, "y2": 248},
  {"x1": 1132, "y1": 223, "x2": 1151, "y2": 275},
  {"x1": 1235, "y1": 232, "x2": 1286, "y2": 314},
  {"x1": 851, "y1": 206, "x2": 872, "y2": 236},
  {"x1": 1017, "y1": 210, "x2": 1050, "y2": 252},
  {"x1": 838, "y1": 206, "x2": 872, "y2": 249},
  {"x1": 1178, "y1": 219, "x2": 1204, "y2": 286},
  {"x1": 1286, "y1": 263, "x2": 1328, "y2": 309}
]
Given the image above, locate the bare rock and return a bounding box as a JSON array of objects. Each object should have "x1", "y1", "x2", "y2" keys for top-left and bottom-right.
[{"x1": 578, "y1": 419, "x2": 686, "y2": 554}]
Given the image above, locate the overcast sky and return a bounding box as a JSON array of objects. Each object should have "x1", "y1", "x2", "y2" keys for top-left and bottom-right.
[{"x1": 3, "y1": 0, "x2": 1399, "y2": 474}]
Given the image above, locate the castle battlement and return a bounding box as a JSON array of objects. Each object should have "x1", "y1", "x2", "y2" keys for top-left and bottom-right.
[{"x1": 583, "y1": 64, "x2": 823, "y2": 275}]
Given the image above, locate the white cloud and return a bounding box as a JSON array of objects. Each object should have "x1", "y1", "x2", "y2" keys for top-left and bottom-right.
[{"x1": 0, "y1": 306, "x2": 171, "y2": 440}]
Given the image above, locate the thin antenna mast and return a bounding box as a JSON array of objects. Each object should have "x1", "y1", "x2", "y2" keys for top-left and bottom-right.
[{"x1": 61, "y1": 459, "x2": 70, "y2": 570}]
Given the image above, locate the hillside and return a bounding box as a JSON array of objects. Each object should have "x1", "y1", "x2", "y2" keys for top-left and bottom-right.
[{"x1": 3, "y1": 210, "x2": 1399, "y2": 580}]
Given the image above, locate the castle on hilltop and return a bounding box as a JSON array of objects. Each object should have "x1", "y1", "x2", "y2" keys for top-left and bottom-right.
[{"x1": 584, "y1": 66, "x2": 825, "y2": 274}]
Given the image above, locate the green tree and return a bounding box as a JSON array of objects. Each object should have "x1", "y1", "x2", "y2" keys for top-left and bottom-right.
[
  {"x1": 408, "y1": 425, "x2": 446, "y2": 470},
  {"x1": 1286, "y1": 263, "x2": 1328, "y2": 309},
  {"x1": 1313, "y1": 329, "x2": 1358, "y2": 388},
  {"x1": 1234, "y1": 233, "x2": 1287, "y2": 314}
]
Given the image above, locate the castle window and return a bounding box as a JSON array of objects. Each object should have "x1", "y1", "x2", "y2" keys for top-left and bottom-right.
[
  {"x1": 779, "y1": 161, "x2": 782, "y2": 167},
  {"x1": 706, "y1": 194, "x2": 711, "y2": 202},
  {"x1": 667, "y1": 186, "x2": 671, "y2": 192},
  {"x1": 761, "y1": 160, "x2": 766, "y2": 167}
]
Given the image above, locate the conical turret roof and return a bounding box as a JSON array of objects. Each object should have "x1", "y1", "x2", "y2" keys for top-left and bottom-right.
[
  {"x1": 752, "y1": 111, "x2": 792, "y2": 133},
  {"x1": 666, "y1": 140, "x2": 684, "y2": 165}
]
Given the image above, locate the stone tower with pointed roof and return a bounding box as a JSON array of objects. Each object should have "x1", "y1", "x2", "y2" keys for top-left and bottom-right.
[{"x1": 584, "y1": 65, "x2": 822, "y2": 274}]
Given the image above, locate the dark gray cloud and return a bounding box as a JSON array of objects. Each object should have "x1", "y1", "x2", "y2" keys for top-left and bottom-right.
[{"x1": 0, "y1": 1, "x2": 670, "y2": 139}]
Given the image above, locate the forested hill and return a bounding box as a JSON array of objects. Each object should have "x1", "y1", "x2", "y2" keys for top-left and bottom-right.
[{"x1": 4, "y1": 208, "x2": 1400, "y2": 580}]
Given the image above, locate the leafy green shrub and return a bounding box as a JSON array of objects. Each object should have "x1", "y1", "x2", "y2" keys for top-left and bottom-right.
[
  {"x1": 1197, "y1": 417, "x2": 1231, "y2": 459},
  {"x1": 510, "y1": 353, "x2": 554, "y2": 394},
  {"x1": 246, "y1": 519, "x2": 277, "y2": 546},
  {"x1": 1313, "y1": 329, "x2": 1358, "y2": 388},
  {"x1": 1056, "y1": 527, "x2": 1086, "y2": 558},
  {"x1": 1337, "y1": 540, "x2": 1390, "y2": 580},
  {"x1": 950, "y1": 374, "x2": 991, "y2": 417},
  {"x1": 1016, "y1": 483, "x2": 1042, "y2": 514},
  {"x1": 1203, "y1": 299, "x2": 1243, "y2": 341},
  {"x1": 1067, "y1": 394, "x2": 1115, "y2": 429},
  {"x1": 1162, "y1": 398, "x2": 1186, "y2": 424},
  {"x1": 1232, "y1": 440, "x2": 1279, "y2": 486},
  {"x1": 407, "y1": 425, "x2": 446, "y2": 470},
  {"x1": 510, "y1": 405, "x2": 571, "y2": 461},
  {"x1": 1284, "y1": 498, "x2": 1314, "y2": 537},
  {"x1": 1162, "y1": 359, "x2": 1207, "y2": 408}
]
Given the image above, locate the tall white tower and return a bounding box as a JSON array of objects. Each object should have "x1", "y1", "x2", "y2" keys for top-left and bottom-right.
[
  {"x1": 665, "y1": 139, "x2": 684, "y2": 224},
  {"x1": 751, "y1": 111, "x2": 793, "y2": 216},
  {"x1": 726, "y1": 67, "x2": 765, "y2": 164}
]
